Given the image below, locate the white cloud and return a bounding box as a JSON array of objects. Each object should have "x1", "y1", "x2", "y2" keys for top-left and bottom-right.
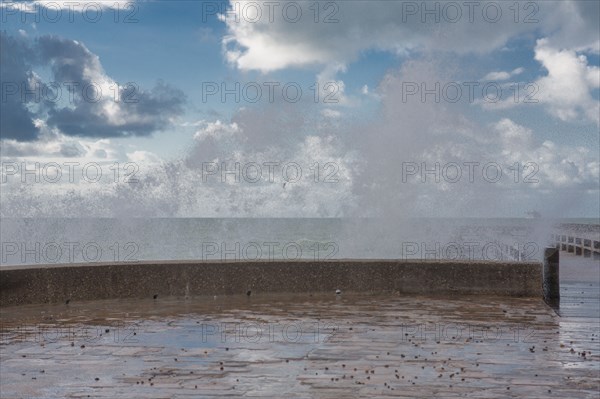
[
  {"x1": 1, "y1": 1, "x2": 132, "y2": 12},
  {"x1": 492, "y1": 118, "x2": 599, "y2": 188},
  {"x1": 127, "y1": 150, "x2": 162, "y2": 165},
  {"x1": 1, "y1": 32, "x2": 184, "y2": 142},
  {"x1": 483, "y1": 67, "x2": 524, "y2": 81},
  {"x1": 512, "y1": 67, "x2": 524, "y2": 76},
  {"x1": 494, "y1": 118, "x2": 534, "y2": 153},
  {"x1": 0, "y1": 121, "x2": 120, "y2": 160},
  {"x1": 539, "y1": 0, "x2": 600, "y2": 53},
  {"x1": 321, "y1": 108, "x2": 341, "y2": 119},
  {"x1": 193, "y1": 120, "x2": 241, "y2": 141},
  {"x1": 478, "y1": 40, "x2": 599, "y2": 123},
  {"x1": 483, "y1": 71, "x2": 511, "y2": 81},
  {"x1": 534, "y1": 38, "x2": 600, "y2": 125},
  {"x1": 220, "y1": 0, "x2": 599, "y2": 74},
  {"x1": 221, "y1": 1, "x2": 517, "y2": 73},
  {"x1": 315, "y1": 62, "x2": 351, "y2": 106}
]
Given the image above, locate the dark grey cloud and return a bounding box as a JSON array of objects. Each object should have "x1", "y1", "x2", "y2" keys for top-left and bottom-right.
[
  {"x1": 0, "y1": 33, "x2": 40, "y2": 141},
  {"x1": 46, "y1": 81, "x2": 185, "y2": 138},
  {"x1": 0, "y1": 32, "x2": 185, "y2": 142},
  {"x1": 59, "y1": 141, "x2": 86, "y2": 157},
  {"x1": 574, "y1": 1, "x2": 600, "y2": 32}
]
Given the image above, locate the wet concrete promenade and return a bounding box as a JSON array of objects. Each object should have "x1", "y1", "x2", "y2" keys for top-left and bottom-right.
[{"x1": 1, "y1": 257, "x2": 598, "y2": 398}]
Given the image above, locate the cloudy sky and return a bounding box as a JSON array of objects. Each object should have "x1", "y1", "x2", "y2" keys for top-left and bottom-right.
[{"x1": 0, "y1": 0, "x2": 599, "y2": 218}]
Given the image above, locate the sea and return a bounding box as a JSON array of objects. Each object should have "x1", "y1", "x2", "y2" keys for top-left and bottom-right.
[{"x1": 1, "y1": 218, "x2": 598, "y2": 266}]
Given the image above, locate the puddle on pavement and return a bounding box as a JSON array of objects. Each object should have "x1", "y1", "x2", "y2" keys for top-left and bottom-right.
[{"x1": 1, "y1": 292, "x2": 598, "y2": 398}]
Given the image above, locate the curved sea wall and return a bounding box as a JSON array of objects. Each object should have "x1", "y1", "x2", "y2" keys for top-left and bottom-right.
[{"x1": 0, "y1": 259, "x2": 543, "y2": 307}]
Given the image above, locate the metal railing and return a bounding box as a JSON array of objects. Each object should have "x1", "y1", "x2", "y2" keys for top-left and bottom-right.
[{"x1": 551, "y1": 233, "x2": 600, "y2": 259}]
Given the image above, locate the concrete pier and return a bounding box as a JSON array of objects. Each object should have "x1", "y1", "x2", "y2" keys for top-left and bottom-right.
[
  {"x1": 543, "y1": 248, "x2": 560, "y2": 307},
  {"x1": 551, "y1": 224, "x2": 600, "y2": 259},
  {"x1": 0, "y1": 259, "x2": 543, "y2": 307},
  {"x1": 2, "y1": 256, "x2": 597, "y2": 398}
]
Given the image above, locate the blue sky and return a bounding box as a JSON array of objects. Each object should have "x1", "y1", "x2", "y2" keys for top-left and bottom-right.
[{"x1": 0, "y1": 0, "x2": 599, "y2": 218}]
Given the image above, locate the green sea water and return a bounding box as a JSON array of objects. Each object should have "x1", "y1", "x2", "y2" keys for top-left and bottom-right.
[{"x1": 1, "y1": 218, "x2": 598, "y2": 266}]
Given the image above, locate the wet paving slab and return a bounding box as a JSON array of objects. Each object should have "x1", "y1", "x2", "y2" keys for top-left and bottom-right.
[{"x1": 1, "y1": 286, "x2": 599, "y2": 399}]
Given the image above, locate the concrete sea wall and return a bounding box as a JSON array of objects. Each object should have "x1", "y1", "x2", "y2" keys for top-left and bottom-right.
[{"x1": 0, "y1": 259, "x2": 543, "y2": 307}]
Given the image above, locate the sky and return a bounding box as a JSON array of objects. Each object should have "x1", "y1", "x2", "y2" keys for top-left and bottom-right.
[{"x1": 0, "y1": 0, "x2": 599, "y2": 218}]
